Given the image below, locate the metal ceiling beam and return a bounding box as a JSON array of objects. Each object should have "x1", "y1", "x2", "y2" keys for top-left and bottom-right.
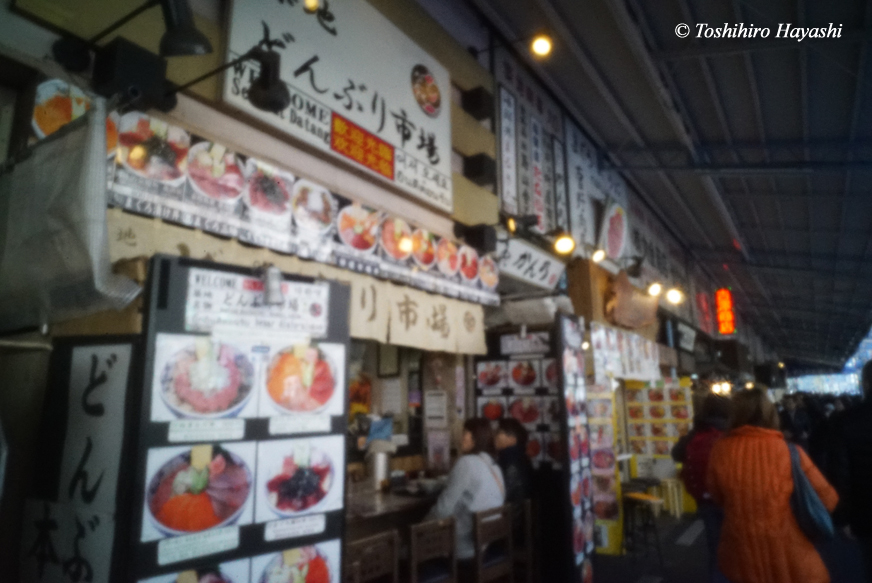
[
  {"x1": 691, "y1": 248, "x2": 872, "y2": 264},
  {"x1": 720, "y1": 191, "x2": 870, "y2": 199},
  {"x1": 609, "y1": 137, "x2": 872, "y2": 155},
  {"x1": 777, "y1": 353, "x2": 844, "y2": 368},
  {"x1": 612, "y1": 161, "x2": 872, "y2": 174},
  {"x1": 652, "y1": 29, "x2": 871, "y2": 61}
]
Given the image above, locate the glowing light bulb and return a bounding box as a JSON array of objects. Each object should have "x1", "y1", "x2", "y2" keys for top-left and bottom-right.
[
  {"x1": 398, "y1": 236, "x2": 413, "y2": 254},
  {"x1": 666, "y1": 288, "x2": 684, "y2": 305},
  {"x1": 553, "y1": 233, "x2": 576, "y2": 255},
  {"x1": 648, "y1": 282, "x2": 663, "y2": 297},
  {"x1": 591, "y1": 249, "x2": 606, "y2": 263},
  {"x1": 303, "y1": 0, "x2": 320, "y2": 13},
  {"x1": 507, "y1": 217, "x2": 517, "y2": 234},
  {"x1": 581, "y1": 341, "x2": 590, "y2": 351},
  {"x1": 530, "y1": 34, "x2": 553, "y2": 57}
]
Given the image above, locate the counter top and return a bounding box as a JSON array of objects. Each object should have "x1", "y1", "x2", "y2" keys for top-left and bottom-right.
[{"x1": 345, "y1": 485, "x2": 438, "y2": 523}]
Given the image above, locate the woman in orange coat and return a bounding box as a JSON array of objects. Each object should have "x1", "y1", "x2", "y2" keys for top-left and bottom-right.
[{"x1": 707, "y1": 388, "x2": 838, "y2": 583}]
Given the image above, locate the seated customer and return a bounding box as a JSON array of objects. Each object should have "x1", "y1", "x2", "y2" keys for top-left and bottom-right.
[
  {"x1": 427, "y1": 418, "x2": 505, "y2": 575},
  {"x1": 495, "y1": 418, "x2": 533, "y2": 542}
]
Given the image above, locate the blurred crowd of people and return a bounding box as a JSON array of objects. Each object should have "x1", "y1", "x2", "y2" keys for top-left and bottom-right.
[{"x1": 674, "y1": 361, "x2": 872, "y2": 583}]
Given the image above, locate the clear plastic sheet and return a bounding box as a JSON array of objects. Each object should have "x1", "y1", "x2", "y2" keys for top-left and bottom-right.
[{"x1": 0, "y1": 98, "x2": 140, "y2": 332}]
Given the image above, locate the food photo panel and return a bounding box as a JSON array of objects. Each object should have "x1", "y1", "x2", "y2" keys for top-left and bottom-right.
[
  {"x1": 138, "y1": 559, "x2": 251, "y2": 583},
  {"x1": 141, "y1": 442, "x2": 256, "y2": 543},
  {"x1": 477, "y1": 397, "x2": 507, "y2": 423},
  {"x1": 539, "y1": 396, "x2": 561, "y2": 428},
  {"x1": 590, "y1": 423, "x2": 614, "y2": 448},
  {"x1": 254, "y1": 435, "x2": 345, "y2": 524},
  {"x1": 507, "y1": 359, "x2": 540, "y2": 393},
  {"x1": 541, "y1": 358, "x2": 560, "y2": 393},
  {"x1": 151, "y1": 333, "x2": 260, "y2": 422},
  {"x1": 249, "y1": 539, "x2": 340, "y2": 583},
  {"x1": 507, "y1": 396, "x2": 541, "y2": 429},
  {"x1": 258, "y1": 340, "x2": 346, "y2": 419},
  {"x1": 475, "y1": 361, "x2": 507, "y2": 394}
]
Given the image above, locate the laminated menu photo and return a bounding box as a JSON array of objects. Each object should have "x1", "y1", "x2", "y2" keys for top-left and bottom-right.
[
  {"x1": 506, "y1": 359, "x2": 540, "y2": 394},
  {"x1": 477, "y1": 396, "x2": 507, "y2": 423},
  {"x1": 150, "y1": 333, "x2": 262, "y2": 423},
  {"x1": 253, "y1": 435, "x2": 345, "y2": 524},
  {"x1": 138, "y1": 558, "x2": 251, "y2": 583},
  {"x1": 141, "y1": 442, "x2": 256, "y2": 543},
  {"x1": 476, "y1": 360, "x2": 507, "y2": 394},
  {"x1": 249, "y1": 539, "x2": 340, "y2": 583}
]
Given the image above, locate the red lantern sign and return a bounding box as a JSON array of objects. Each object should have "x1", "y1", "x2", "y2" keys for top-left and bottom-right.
[{"x1": 715, "y1": 288, "x2": 735, "y2": 335}]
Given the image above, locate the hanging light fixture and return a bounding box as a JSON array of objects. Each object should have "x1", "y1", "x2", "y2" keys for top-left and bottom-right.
[
  {"x1": 52, "y1": 0, "x2": 212, "y2": 72},
  {"x1": 647, "y1": 282, "x2": 663, "y2": 297},
  {"x1": 591, "y1": 249, "x2": 606, "y2": 263},
  {"x1": 303, "y1": 0, "x2": 321, "y2": 13},
  {"x1": 745, "y1": 381, "x2": 754, "y2": 389},
  {"x1": 581, "y1": 341, "x2": 590, "y2": 351},
  {"x1": 530, "y1": 34, "x2": 553, "y2": 57},
  {"x1": 506, "y1": 217, "x2": 517, "y2": 234},
  {"x1": 666, "y1": 288, "x2": 684, "y2": 305},
  {"x1": 550, "y1": 230, "x2": 576, "y2": 255},
  {"x1": 398, "y1": 236, "x2": 414, "y2": 254},
  {"x1": 159, "y1": 0, "x2": 214, "y2": 57}
]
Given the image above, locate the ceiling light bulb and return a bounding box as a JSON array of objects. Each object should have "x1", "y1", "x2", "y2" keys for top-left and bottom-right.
[
  {"x1": 553, "y1": 233, "x2": 576, "y2": 255},
  {"x1": 745, "y1": 382, "x2": 754, "y2": 389},
  {"x1": 303, "y1": 0, "x2": 320, "y2": 13},
  {"x1": 778, "y1": 361, "x2": 785, "y2": 369},
  {"x1": 591, "y1": 249, "x2": 606, "y2": 263},
  {"x1": 398, "y1": 236, "x2": 413, "y2": 254},
  {"x1": 507, "y1": 217, "x2": 517, "y2": 234},
  {"x1": 530, "y1": 34, "x2": 553, "y2": 57},
  {"x1": 581, "y1": 341, "x2": 590, "y2": 351},
  {"x1": 712, "y1": 383, "x2": 721, "y2": 394},
  {"x1": 666, "y1": 288, "x2": 684, "y2": 305},
  {"x1": 648, "y1": 282, "x2": 663, "y2": 297}
]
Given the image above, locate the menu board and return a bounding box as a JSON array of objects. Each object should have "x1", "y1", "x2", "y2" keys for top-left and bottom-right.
[
  {"x1": 590, "y1": 322, "x2": 661, "y2": 383},
  {"x1": 558, "y1": 316, "x2": 595, "y2": 580},
  {"x1": 131, "y1": 255, "x2": 350, "y2": 581},
  {"x1": 26, "y1": 78, "x2": 497, "y2": 306},
  {"x1": 586, "y1": 385, "x2": 622, "y2": 555},
  {"x1": 475, "y1": 355, "x2": 562, "y2": 469},
  {"x1": 625, "y1": 379, "x2": 693, "y2": 459}
]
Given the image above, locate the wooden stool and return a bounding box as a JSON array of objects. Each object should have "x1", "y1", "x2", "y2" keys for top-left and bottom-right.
[
  {"x1": 660, "y1": 478, "x2": 683, "y2": 519},
  {"x1": 410, "y1": 517, "x2": 456, "y2": 583},
  {"x1": 345, "y1": 530, "x2": 399, "y2": 583},
  {"x1": 473, "y1": 505, "x2": 514, "y2": 583}
]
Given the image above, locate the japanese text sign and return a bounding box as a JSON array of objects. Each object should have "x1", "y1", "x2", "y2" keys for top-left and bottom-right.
[
  {"x1": 715, "y1": 288, "x2": 736, "y2": 335},
  {"x1": 496, "y1": 235, "x2": 565, "y2": 290},
  {"x1": 224, "y1": 0, "x2": 453, "y2": 211}
]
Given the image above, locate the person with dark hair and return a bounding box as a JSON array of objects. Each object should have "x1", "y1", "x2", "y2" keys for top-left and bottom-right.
[
  {"x1": 829, "y1": 360, "x2": 872, "y2": 581},
  {"x1": 707, "y1": 388, "x2": 838, "y2": 583},
  {"x1": 672, "y1": 394, "x2": 731, "y2": 583},
  {"x1": 427, "y1": 418, "x2": 505, "y2": 571},
  {"x1": 495, "y1": 418, "x2": 533, "y2": 544},
  {"x1": 781, "y1": 394, "x2": 812, "y2": 451}
]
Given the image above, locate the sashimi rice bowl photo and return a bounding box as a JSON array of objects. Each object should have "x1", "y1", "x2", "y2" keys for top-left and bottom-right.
[
  {"x1": 160, "y1": 338, "x2": 254, "y2": 418},
  {"x1": 266, "y1": 443, "x2": 334, "y2": 516},
  {"x1": 147, "y1": 445, "x2": 251, "y2": 536},
  {"x1": 260, "y1": 547, "x2": 330, "y2": 583},
  {"x1": 267, "y1": 343, "x2": 336, "y2": 413}
]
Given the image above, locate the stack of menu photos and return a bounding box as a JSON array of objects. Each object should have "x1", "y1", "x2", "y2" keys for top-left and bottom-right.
[{"x1": 625, "y1": 379, "x2": 693, "y2": 458}]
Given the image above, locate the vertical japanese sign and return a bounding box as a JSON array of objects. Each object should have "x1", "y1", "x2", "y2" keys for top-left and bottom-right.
[
  {"x1": 496, "y1": 49, "x2": 564, "y2": 229},
  {"x1": 224, "y1": 0, "x2": 453, "y2": 212},
  {"x1": 21, "y1": 341, "x2": 133, "y2": 583},
  {"x1": 565, "y1": 118, "x2": 593, "y2": 251},
  {"x1": 498, "y1": 87, "x2": 518, "y2": 216},
  {"x1": 552, "y1": 136, "x2": 569, "y2": 235}
]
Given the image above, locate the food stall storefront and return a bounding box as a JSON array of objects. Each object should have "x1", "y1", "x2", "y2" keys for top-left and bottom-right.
[{"x1": 0, "y1": 0, "x2": 507, "y2": 581}]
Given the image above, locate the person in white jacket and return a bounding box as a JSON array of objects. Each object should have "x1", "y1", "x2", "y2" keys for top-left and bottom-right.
[{"x1": 427, "y1": 418, "x2": 505, "y2": 579}]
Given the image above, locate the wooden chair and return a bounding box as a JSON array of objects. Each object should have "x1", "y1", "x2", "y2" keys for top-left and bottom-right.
[
  {"x1": 512, "y1": 500, "x2": 533, "y2": 583},
  {"x1": 473, "y1": 505, "x2": 514, "y2": 583},
  {"x1": 410, "y1": 517, "x2": 457, "y2": 583},
  {"x1": 345, "y1": 530, "x2": 400, "y2": 583}
]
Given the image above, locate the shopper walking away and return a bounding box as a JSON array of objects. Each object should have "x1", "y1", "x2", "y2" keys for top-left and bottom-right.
[
  {"x1": 781, "y1": 394, "x2": 812, "y2": 452},
  {"x1": 830, "y1": 360, "x2": 872, "y2": 582},
  {"x1": 707, "y1": 388, "x2": 838, "y2": 583},
  {"x1": 672, "y1": 394, "x2": 731, "y2": 583},
  {"x1": 494, "y1": 418, "x2": 533, "y2": 545}
]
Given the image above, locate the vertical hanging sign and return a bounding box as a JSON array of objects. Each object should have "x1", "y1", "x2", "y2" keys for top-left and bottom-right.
[
  {"x1": 517, "y1": 104, "x2": 532, "y2": 220},
  {"x1": 499, "y1": 87, "x2": 519, "y2": 216},
  {"x1": 716, "y1": 288, "x2": 736, "y2": 335},
  {"x1": 530, "y1": 116, "x2": 545, "y2": 233},
  {"x1": 565, "y1": 118, "x2": 591, "y2": 251},
  {"x1": 552, "y1": 136, "x2": 569, "y2": 233}
]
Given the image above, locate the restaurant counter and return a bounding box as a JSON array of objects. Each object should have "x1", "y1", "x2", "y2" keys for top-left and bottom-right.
[{"x1": 345, "y1": 481, "x2": 439, "y2": 541}]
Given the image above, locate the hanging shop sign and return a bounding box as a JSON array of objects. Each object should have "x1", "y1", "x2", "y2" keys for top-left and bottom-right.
[
  {"x1": 716, "y1": 288, "x2": 736, "y2": 335},
  {"x1": 103, "y1": 109, "x2": 497, "y2": 305},
  {"x1": 496, "y1": 235, "x2": 565, "y2": 291},
  {"x1": 590, "y1": 321, "x2": 661, "y2": 383},
  {"x1": 223, "y1": 0, "x2": 452, "y2": 212},
  {"x1": 676, "y1": 321, "x2": 697, "y2": 353},
  {"x1": 495, "y1": 50, "x2": 564, "y2": 234},
  {"x1": 564, "y1": 119, "x2": 594, "y2": 252}
]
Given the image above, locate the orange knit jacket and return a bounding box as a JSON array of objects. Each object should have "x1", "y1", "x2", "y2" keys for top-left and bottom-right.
[{"x1": 707, "y1": 426, "x2": 839, "y2": 583}]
